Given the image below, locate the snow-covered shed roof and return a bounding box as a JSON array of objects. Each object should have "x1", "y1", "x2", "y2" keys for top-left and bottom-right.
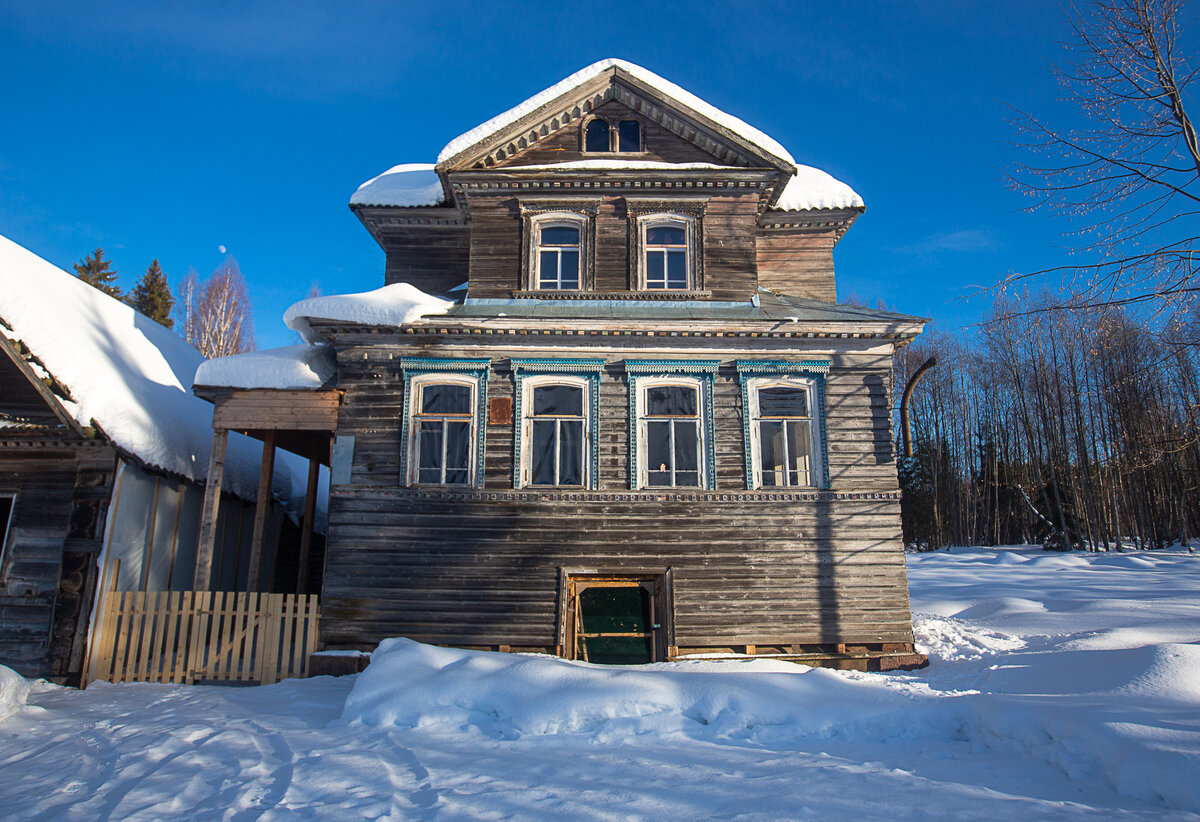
[
  {"x1": 437, "y1": 58, "x2": 796, "y2": 169},
  {"x1": 194, "y1": 344, "x2": 337, "y2": 391},
  {"x1": 282, "y1": 284, "x2": 455, "y2": 344},
  {"x1": 0, "y1": 234, "x2": 308, "y2": 507}
]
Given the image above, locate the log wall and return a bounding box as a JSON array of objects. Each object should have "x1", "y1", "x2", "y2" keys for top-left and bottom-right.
[{"x1": 319, "y1": 336, "x2": 913, "y2": 653}]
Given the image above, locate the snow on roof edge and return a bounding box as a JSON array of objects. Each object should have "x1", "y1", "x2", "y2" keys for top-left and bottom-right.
[
  {"x1": 769, "y1": 165, "x2": 865, "y2": 212},
  {"x1": 437, "y1": 58, "x2": 796, "y2": 168},
  {"x1": 194, "y1": 344, "x2": 337, "y2": 391},
  {"x1": 350, "y1": 163, "x2": 445, "y2": 208},
  {"x1": 284, "y1": 283, "x2": 455, "y2": 344}
]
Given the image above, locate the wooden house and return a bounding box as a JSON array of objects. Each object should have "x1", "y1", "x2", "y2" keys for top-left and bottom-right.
[
  {"x1": 0, "y1": 236, "x2": 319, "y2": 683},
  {"x1": 201, "y1": 59, "x2": 929, "y2": 670}
]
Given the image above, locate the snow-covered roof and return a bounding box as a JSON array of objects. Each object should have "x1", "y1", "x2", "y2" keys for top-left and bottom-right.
[
  {"x1": 283, "y1": 283, "x2": 455, "y2": 344},
  {"x1": 771, "y1": 165, "x2": 864, "y2": 212},
  {"x1": 437, "y1": 58, "x2": 796, "y2": 169},
  {"x1": 350, "y1": 163, "x2": 444, "y2": 208},
  {"x1": 194, "y1": 344, "x2": 337, "y2": 391},
  {"x1": 0, "y1": 234, "x2": 307, "y2": 507}
]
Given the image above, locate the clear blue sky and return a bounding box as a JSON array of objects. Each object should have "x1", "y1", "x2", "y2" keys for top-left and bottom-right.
[{"x1": 0, "y1": 1, "x2": 1083, "y2": 349}]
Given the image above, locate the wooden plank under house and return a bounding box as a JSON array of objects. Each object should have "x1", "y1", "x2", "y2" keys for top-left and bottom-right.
[{"x1": 196, "y1": 59, "x2": 929, "y2": 672}]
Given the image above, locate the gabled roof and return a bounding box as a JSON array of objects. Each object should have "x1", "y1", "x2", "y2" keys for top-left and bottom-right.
[
  {"x1": 0, "y1": 233, "x2": 310, "y2": 507},
  {"x1": 436, "y1": 58, "x2": 797, "y2": 174}
]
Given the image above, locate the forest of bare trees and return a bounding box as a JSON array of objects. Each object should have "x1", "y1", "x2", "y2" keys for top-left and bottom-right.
[{"x1": 898, "y1": 294, "x2": 1200, "y2": 550}]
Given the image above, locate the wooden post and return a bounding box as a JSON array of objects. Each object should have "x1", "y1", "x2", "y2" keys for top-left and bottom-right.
[
  {"x1": 246, "y1": 430, "x2": 277, "y2": 593},
  {"x1": 194, "y1": 428, "x2": 228, "y2": 592},
  {"x1": 296, "y1": 457, "x2": 320, "y2": 594}
]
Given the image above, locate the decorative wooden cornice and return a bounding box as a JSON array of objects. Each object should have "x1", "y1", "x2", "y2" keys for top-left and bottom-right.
[
  {"x1": 510, "y1": 290, "x2": 712, "y2": 300},
  {"x1": 331, "y1": 486, "x2": 902, "y2": 503}
]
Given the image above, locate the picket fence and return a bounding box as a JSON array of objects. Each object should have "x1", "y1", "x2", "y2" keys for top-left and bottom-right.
[{"x1": 86, "y1": 572, "x2": 321, "y2": 686}]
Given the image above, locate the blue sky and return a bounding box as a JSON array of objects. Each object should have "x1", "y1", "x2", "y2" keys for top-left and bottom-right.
[{"x1": 0, "y1": 1, "x2": 1083, "y2": 348}]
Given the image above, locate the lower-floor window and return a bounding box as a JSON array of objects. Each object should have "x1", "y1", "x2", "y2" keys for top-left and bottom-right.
[
  {"x1": 0, "y1": 494, "x2": 13, "y2": 575},
  {"x1": 639, "y1": 380, "x2": 704, "y2": 488},
  {"x1": 748, "y1": 378, "x2": 819, "y2": 488},
  {"x1": 527, "y1": 381, "x2": 586, "y2": 486},
  {"x1": 411, "y1": 377, "x2": 477, "y2": 486}
]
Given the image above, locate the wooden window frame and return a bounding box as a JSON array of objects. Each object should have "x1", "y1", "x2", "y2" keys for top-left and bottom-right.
[
  {"x1": 581, "y1": 116, "x2": 647, "y2": 155},
  {"x1": 511, "y1": 358, "x2": 604, "y2": 490},
  {"x1": 746, "y1": 377, "x2": 821, "y2": 489},
  {"x1": 634, "y1": 376, "x2": 707, "y2": 490},
  {"x1": 399, "y1": 358, "x2": 491, "y2": 490},
  {"x1": 518, "y1": 375, "x2": 591, "y2": 489},
  {"x1": 627, "y1": 204, "x2": 705, "y2": 293},
  {"x1": 735, "y1": 361, "x2": 831, "y2": 490},
  {"x1": 626, "y1": 360, "x2": 718, "y2": 491},
  {"x1": 522, "y1": 207, "x2": 596, "y2": 292}
]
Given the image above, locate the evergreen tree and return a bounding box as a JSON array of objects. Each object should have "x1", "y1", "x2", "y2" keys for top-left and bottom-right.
[
  {"x1": 127, "y1": 259, "x2": 175, "y2": 328},
  {"x1": 73, "y1": 248, "x2": 122, "y2": 299}
]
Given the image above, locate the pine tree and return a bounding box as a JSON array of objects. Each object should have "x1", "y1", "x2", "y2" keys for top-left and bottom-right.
[
  {"x1": 127, "y1": 259, "x2": 175, "y2": 328},
  {"x1": 73, "y1": 248, "x2": 122, "y2": 299}
]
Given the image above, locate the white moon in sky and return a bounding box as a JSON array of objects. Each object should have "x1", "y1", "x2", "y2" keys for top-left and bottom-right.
[{"x1": 218, "y1": 245, "x2": 227, "y2": 254}]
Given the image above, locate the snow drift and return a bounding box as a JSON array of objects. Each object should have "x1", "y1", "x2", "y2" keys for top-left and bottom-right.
[{"x1": 0, "y1": 665, "x2": 29, "y2": 722}]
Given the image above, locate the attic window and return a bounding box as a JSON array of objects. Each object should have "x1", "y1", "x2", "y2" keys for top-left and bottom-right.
[
  {"x1": 585, "y1": 119, "x2": 610, "y2": 152},
  {"x1": 618, "y1": 120, "x2": 641, "y2": 152}
]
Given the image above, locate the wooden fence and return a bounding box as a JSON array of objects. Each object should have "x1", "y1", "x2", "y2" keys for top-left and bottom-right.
[{"x1": 86, "y1": 586, "x2": 321, "y2": 686}]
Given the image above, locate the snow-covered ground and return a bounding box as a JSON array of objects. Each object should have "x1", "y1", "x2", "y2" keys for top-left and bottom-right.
[{"x1": 1, "y1": 545, "x2": 1198, "y2": 820}]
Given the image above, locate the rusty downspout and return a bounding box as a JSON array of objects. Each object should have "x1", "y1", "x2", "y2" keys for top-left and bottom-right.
[{"x1": 900, "y1": 357, "x2": 937, "y2": 459}]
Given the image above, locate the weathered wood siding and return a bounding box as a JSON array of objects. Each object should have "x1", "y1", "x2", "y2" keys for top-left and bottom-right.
[
  {"x1": 381, "y1": 225, "x2": 470, "y2": 294},
  {"x1": 493, "y1": 100, "x2": 728, "y2": 168},
  {"x1": 464, "y1": 193, "x2": 762, "y2": 299},
  {"x1": 756, "y1": 229, "x2": 838, "y2": 302},
  {"x1": 319, "y1": 337, "x2": 912, "y2": 652}
]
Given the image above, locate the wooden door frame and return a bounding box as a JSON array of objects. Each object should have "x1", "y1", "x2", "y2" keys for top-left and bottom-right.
[{"x1": 556, "y1": 568, "x2": 674, "y2": 662}]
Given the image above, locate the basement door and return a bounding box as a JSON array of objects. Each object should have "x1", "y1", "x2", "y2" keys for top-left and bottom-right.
[{"x1": 564, "y1": 575, "x2": 670, "y2": 664}]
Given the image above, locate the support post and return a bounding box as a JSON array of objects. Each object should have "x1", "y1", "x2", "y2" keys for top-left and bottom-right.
[
  {"x1": 194, "y1": 428, "x2": 228, "y2": 592},
  {"x1": 296, "y1": 456, "x2": 320, "y2": 594},
  {"x1": 246, "y1": 429, "x2": 277, "y2": 593}
]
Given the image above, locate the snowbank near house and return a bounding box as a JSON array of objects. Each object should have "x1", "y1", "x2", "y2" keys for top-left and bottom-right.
[{"x1": 0, "y1": 666, "x2": 29, "y2": 722}]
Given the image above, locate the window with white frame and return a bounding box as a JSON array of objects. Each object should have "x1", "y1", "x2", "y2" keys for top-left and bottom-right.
[
  {"x1": 637, "y1": 378, "x2": 704, "y2": 488},
  {"x1": 409, "y1": 375, "x2": 478, "y2": 486},
  {"x1": 747, "y1": 377, "x2": 821, "y2": 488},
  {"x1": 521, "y1": 377, "x2": 588, "y2": 487},
  {"x1": 0, "y1": 494, "x2": 13, "y2": 576},
  {"x1": 524, "y1": 211, "x2": 591, "y2": 292},
  {"x1": 633, "y1": 212, "x2": 700, "y2": 291}
]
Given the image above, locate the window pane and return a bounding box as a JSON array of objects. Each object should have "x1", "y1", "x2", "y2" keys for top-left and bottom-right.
[
  {"x1": 646, "y1": 420, "x2": 672, "y2": 477},
  {"x1": 417, "y1": 468, "x2": 442, "y2": 484},
  {"x1": 617, "y1": 120, "x2": 641, "y2": 152},
  {"x1": 646, "y1": 250, "x2": 664, "y2": 287},
  {"x1": 560, "y1": 251, "x2": 579, "y2": 289},
  {"x1": 445, "y1": 420, "x2": 471, "y2": 470},
  {"x1": 559, "y1": 420, "x2": 583, "y2": 485},
  {"x1": 673, "y1": 421, "x2": 698, "y2": 472},
  {"x1": 647, "y1": 225, "x2": 685, "y2": 245},
  {"x1": 421, "y1": 383, "x2": 472, "y2": 414},
  {"x1": 759, "y1": 420, "x2": 784, "y2": 487},
  {"x1": 646, "y1": 385, "x2": 697, "y2": 416},
  {"x1": 531, "y1": 419, "x2": 557, "y2": 485},
  {"x1": 666, "y1": 250, "x2": 687, "y2": 289},
  {"x1": 538, "y1": 250, "x2": 557, "y2": 288},
  {"x1": 417, "y1": 421, "x2": 442, "y2": 470},
  {"x1": 759, "y1": 386, "x2": 808, "y2": 417},
  {"x1": 533, "y1": 384, "x2": 583, "y2": 416},
  {"x1": 585, "y1": 119, "x2": 609, "y2": 152},
  {"x1": 541, "y1": 226, "x2": 579, "y2": 246},
  {"x1": 787, "y1": 419, "x2": 812, "y2": 486}
]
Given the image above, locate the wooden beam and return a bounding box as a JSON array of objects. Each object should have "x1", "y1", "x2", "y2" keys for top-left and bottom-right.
[
  {"x1": 296, "y1": 456, "x2": 320, "y2": 594},
  {"x1": 193, "y1": 429, "x2": 227, "y2": 592},
  {"x1": 246, "y1": 430, "x2": 277, "y2": 593}
]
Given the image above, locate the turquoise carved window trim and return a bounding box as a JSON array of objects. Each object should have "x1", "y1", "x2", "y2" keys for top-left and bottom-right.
[
  {"x1": 511, "y1": 359, "x2": 604, "y2": 490},
  {"x1": 399, "y1": 358, "x2": 491, "y2": 489},
  {"x1": 625, "y1": 360, "x2": 719, "y2": 490},
  {"x1": 735, "y1": 360, "x2": 830, "y2": 490}
]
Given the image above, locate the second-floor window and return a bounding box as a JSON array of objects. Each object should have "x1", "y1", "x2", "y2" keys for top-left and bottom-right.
[
  {"x1": 644, "y1": 221, "x2": 688, "y2": 290},
  {"x1": 537, "y1": 223, "x2": 581, "y2": 290}
]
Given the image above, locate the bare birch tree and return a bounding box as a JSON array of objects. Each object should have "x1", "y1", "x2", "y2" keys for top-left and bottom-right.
[
  {"x1": 1008, "y1": 0, "x2": 1200, "y2": 313},
  {"x1": 177, "y1": 257, "x2": 255, "y2": 358}
]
